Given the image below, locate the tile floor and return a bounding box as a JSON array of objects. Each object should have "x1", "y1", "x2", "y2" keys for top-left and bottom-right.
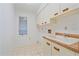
[{"x1": 9, "y1": 43, "x2": 45, "y2": 56}]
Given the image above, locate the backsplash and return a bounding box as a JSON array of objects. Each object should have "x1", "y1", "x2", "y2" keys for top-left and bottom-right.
[{"x1": 54, "y1": 11, "x2": 79, "y2": 34}]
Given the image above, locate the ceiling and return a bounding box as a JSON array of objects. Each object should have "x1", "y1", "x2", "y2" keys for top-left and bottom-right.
[{"x1": 15, "y1": 3, "x2": 41, "y2": 13}]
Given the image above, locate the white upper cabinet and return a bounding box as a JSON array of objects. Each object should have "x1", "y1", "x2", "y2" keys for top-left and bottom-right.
[
  {"x1": 48, "y1": 3, "x2": 60, "y2": 18},
  {"x1": 37, "y1": 3, "x2": 79, "y2": 25},
  {"x1": 37, "y1": 3, "x2": 79, "y2": 33},
  {"x1": 60, "y1": 3, "x2": 79, "y2": 14},
  {"x1": 73, "y1": 3, "x2": 79, "y2": 9},
  {"x1": 37, "y1": 3, "x2": 60, "y2": 24}
]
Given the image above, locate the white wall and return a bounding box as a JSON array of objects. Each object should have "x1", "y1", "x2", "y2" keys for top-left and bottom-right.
[
  {"x1": 0, "y1": 4, "x2": 16, "y2": 55},
  {"x1": 15, "y1": 9, "x2": 39, "y2": 46},
  {"x1": 0, "y1": 3, "x2": 40, "y2": 55}
]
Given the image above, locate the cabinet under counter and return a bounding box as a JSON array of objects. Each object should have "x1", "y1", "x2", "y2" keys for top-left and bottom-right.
[{"x1": 42, "y1": 36, "x2": 79, "y2": 55}]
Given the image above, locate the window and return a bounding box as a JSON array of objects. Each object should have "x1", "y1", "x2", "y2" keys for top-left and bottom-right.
[{"x1": 19, "y1": 16, "x2": 27, "y2": 35}]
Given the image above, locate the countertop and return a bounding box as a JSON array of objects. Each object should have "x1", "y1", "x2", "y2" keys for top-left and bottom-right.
[{"x1": 43, "y1": 34, "x2": 79, "y2": 53}]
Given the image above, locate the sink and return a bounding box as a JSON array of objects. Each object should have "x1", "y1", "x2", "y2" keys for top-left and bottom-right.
[
  {"x1": 44, "y1": 34, "x2": 79, "y2": 45},
  {"x1": 54, "y1": 36, "x2": 79, "y2": 44},
  {"x1": 65, "y1": 38, "x2": 79, "y2": 44}
]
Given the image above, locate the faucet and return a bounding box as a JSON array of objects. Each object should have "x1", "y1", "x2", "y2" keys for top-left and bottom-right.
[{"x1": 64, "y1": 33, "x2": 68, "y2": 37}]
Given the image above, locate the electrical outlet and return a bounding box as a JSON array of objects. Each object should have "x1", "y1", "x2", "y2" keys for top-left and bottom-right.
[{"x1": 65, "y1": 26, "x2": 67, "y2": 30}]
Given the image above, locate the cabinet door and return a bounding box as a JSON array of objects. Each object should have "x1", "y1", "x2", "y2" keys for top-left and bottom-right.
[
  {"x1": 49, "y1": 4, "x2": 60, "y2": 18},
  {"x1": 52, "y1": 42, "x2": 76, "y2": 56},
  {"x1": 75, "y1": 53, "x2": 79, "y2": 56},
  {"x1": 42, "y1": 38, "x2": 52, "y2": 56},
  {"x1": 60, "y1": 46, "x2": 76, "y2": 56},
  {"x1": 52, "y1": 42, "x2": 62, "y2": 56},
  {"x1": 71, "y1": 4, "x2": 79, "y2": 10},
  {"x1": 60, "y1": 3, "x2": 78, "y2": 14}
]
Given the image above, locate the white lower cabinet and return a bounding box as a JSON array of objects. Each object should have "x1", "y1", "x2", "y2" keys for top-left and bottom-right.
[
  {"x1": 52, "y1": 42, "x2": 76, "y2": 56},
  {"x1": 42, "y1": 37, "x2": 79, "y2": 56},
  {"x1": 76, "y1": 53, "x2": 79, "y2": 56},
  {"x1": 60, "y1": 47, "x2": 76, "y2": 56},
  {"x1": 52, "y1": 42, "x2": 62, "y2": 56},
  {"x1": 42, "y1": 38, "x2": 52, "y2": 56}
]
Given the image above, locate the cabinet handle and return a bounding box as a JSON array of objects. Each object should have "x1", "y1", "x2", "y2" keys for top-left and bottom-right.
[
  {"x1": 46, "y1": 42, "x2": 50, "y2": 46},
  {"x1": 62, "y1": 8, "x2": 69, "y2": 12},
  {"x1": 54, "y1": 13, "x2": 58, "y2": 16},
  {"x1": 54, "y1": 46, "x2": 60, "y2": 52}
]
